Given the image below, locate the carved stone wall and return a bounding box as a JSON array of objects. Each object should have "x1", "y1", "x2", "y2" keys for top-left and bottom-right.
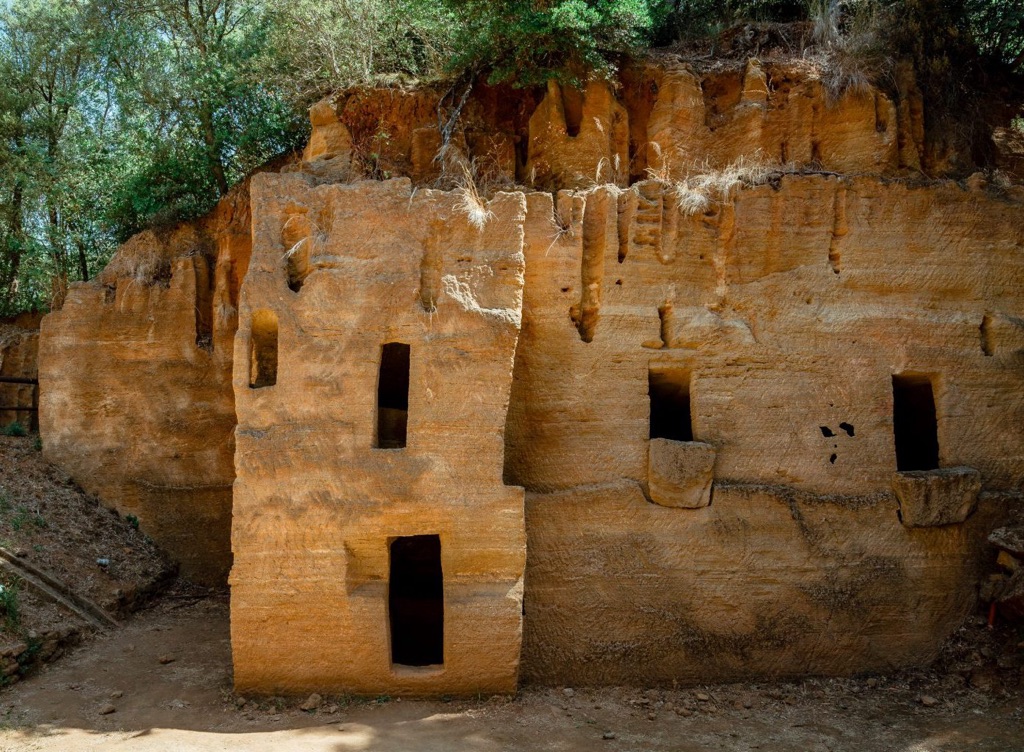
[
  {"x1": 506, "y1": 176, "x2": 1024, "y2": 683},
  {"x1": 229, "y1": 177, "x2": 527, "y2": 694},
  {"x1": 36, "y1": 57, "x2": 1024, "y2": 690}
]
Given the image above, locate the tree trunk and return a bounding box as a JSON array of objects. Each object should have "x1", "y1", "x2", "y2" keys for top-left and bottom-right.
[
  {"x1": 77, "y1": 240, "x2": 89, "y2": 282},
  {"x1": 200, "y1": 105, "x2": 230, "y2": 196},
  {"x1": 47, "y1": 203, "x2": 67, "y2": 281},
  {"x1": 1, "y1": 183, "x2": 26, "y2": 312}
]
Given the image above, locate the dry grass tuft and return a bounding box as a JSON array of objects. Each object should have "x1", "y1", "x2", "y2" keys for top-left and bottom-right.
[
  {"x1": 647, "y1": 150, "x2": 779, "y2": 216},
  {"x1": 806, "y1": 0, "x2": 893, "y2": 102},
  {"x1": 97, "y1": 230, "x2": 174, "y2": 288},
  {"x1": 550, "y1": 204, "x2": 574, "y2": 242},
  {"x1": 432, "y1": 142, "x2": 495, "y2": 230},
  {"x1": 593, "y1": 154, "x2": 626, "y2": 187},
  {"x1": 452, "y1": 159, "x2": 494, "y2": 231}
]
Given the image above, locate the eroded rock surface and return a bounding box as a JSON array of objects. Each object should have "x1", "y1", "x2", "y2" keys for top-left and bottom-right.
[
  {"x1": 37, "y1": 57, "x2": 1024, "y2": 691},
  {"x1": 230, "y1": 177, "x2": 526, "y2": 695},
  {"x1": 38, "y1": 186, "x2": 253, "y2": 585}
]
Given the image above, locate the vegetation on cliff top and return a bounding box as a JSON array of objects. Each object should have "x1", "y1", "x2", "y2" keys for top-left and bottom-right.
[{"x1": 0, "y1": 0, "x2": 1021, "y2": 317}]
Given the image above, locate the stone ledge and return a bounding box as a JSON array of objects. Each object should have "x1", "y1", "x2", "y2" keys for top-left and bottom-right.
[
  {"x1": 893, "y1": 467, "x2": 981, "y2": 528},
  {"x1": 648, "y1": 439, "x2": 716, "y2": 509}
]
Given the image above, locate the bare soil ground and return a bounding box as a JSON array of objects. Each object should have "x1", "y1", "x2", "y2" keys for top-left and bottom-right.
[{"x1": 0, "y1": 593, "x2": 1019, "y2": 752}]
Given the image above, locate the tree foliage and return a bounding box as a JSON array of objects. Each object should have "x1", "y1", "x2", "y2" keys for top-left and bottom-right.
[
  {"x1": 437, "y1": 0, "x2": 666, "y2": 87},
  {"x1": 0, "y1": 0, "x2": 107, "y2": 314},
  {"x1": 93, "y1": 0, "x2": 307, "y2": 233},
  {"x1": 261, "y1": 0, "x2": 460, "y2": 102},
  {"x1": 0, "y1": 0, "x2": 1020, "y2": 316}
]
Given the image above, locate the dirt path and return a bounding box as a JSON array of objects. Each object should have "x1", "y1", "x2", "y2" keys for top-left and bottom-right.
[{"x1": 0, "y1": 598, "x2": 1020, "y2": 751}]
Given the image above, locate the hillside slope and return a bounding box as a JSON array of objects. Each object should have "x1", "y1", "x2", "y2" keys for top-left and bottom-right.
[{"x1": 0, "y1": 434, "x2": 175, "y2": 684}]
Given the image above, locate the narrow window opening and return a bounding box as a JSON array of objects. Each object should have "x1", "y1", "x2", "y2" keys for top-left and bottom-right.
[
  {"x1": 376, "y1": 342, "x2": 410, "y2": 448},
  {"x1": 286, "y1": 239, "x2": 311, "y2": 293},
  {"x1": 389, "y1": 535, "x2": 443, "y2": 667},
  {"x1": 892, "y1": 373, "x2": 939, "y2": 471},
  {"x1": 248, "y1": 310, "x2": 278, "y2": 389},
  {"x1": 282, "y1": 213, "x2": 313, "y2": 293},
  {"x1": 194, "y1": 254, "x2": 215, "y2": 350},
  {"x1": 649, "y1": 367, "x2": 693, "y2": 442}
]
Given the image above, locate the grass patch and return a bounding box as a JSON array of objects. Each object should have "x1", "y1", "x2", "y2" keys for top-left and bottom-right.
[
  {"x1": 9, "y1": 506, "x2": 46, "y2": 533},
  {"x1": 1, "y1": 423, "x2": 26, "y2": 438}
]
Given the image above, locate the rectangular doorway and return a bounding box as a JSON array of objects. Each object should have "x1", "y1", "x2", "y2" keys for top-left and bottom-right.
[
  {"x1": 389, "y1": 534, "x2": 444, "y2": 667},
  {"x1": 892, "y1": 373, "x2": 939, "y2": 471}
]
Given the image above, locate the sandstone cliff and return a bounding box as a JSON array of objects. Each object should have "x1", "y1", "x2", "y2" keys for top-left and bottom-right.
[
  {"x1": 39, "y1": 186, "x2": 251, "y2": 585},
  {"x1": 38, "y1": 56, "x2": 1024, "y2": 690}
]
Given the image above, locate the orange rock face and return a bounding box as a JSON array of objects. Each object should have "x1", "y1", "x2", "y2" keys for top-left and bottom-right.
[
  {"x1": 38, "y1": 187, "x2": 252, "y2": 585},
  {"x1": 230, "y1": 178, "x2": 526, "y2": 695},
  {"x1": 507, "y1": 176, "x2": 1023, "y2": 684},
  {"x1": 38, "y1": 58, "x2": 1024, "y2": 691}
]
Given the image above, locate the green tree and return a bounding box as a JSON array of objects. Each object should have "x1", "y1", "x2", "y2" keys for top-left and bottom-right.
[
  {"x1": 263, "y1": 0, "x2": 459, "y2": 102},
  {"x1": 964, "y1": 0, "x2": 1024, "y2": 72},
  {"x1": 94, "y1": 0, "x2": 306, "y2": 234},
  {"x1": 0, "y1": 0, "x2": 104, "y2": 314},
  {"x1": 438, "y1": 0, "x2": 666, "y2": 86}
]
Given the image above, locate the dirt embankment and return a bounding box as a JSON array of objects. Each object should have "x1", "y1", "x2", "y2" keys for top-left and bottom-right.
[{"x1": 0, "y1": 434, "x2": 175, "y2": 685}]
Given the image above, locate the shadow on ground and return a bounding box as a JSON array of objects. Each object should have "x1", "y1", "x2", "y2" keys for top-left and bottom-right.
[{"x1": 0, "y1": 598, "x2": 1020, "y2": 751}]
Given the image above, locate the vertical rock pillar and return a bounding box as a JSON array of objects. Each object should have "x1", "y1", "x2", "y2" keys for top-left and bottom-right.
[{"x1": 230, "y1": 175, "x2": 527, "y2": 695}]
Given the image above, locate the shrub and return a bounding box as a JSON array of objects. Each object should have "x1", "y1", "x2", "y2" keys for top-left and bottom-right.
[
  {"x1": 439, "y1": 0, "x2": 666, "y2": 86},
  {"x1": 0, "y1": 579, "x2": 20, "y2": 633},
  {"x1": 1, "y1": 423, "x2": 26, "y2": 438}
]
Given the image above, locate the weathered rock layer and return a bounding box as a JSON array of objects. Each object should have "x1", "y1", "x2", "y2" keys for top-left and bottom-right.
[
  {"x1": 39, "y1": 187, "x2": 252, "y2": 584},
  {"x1": 38, "y1": 58, "x2": 1024, "y2": 690}
]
